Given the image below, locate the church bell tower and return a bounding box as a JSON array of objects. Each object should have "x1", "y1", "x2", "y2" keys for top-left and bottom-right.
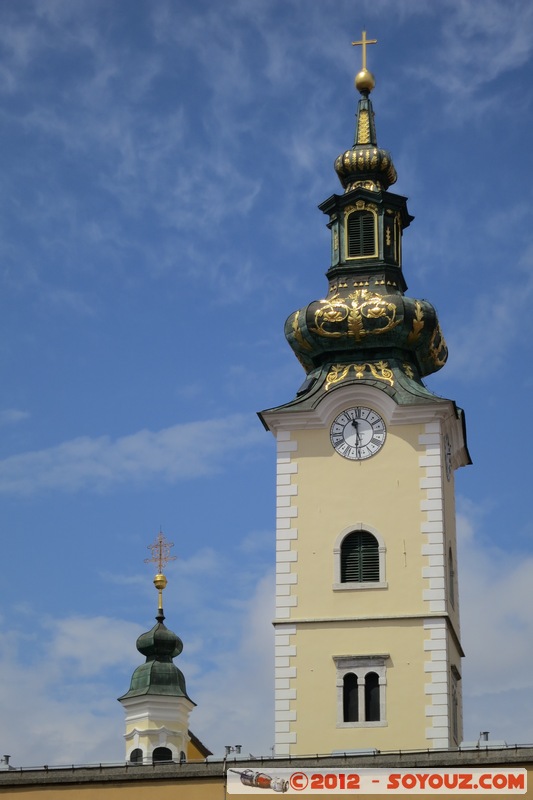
[
  {"x1": 118, "y1": 532, "x2": 196, "y2": 764},
  {"x1": 259, "y1": 34, "x2": 470, "y2": 757}
]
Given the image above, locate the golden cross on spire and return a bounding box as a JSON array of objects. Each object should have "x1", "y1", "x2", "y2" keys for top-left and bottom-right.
[
  {"x1": 351, "y1": 30, "x2": 377, "y2": 70},
  {"x1": 144, "y1": 530, "x2": 177, "y2": 574}
]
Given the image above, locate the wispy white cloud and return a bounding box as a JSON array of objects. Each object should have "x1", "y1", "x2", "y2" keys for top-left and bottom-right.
[
  {"x1": 412, "y1": 0, "x2": 533, "y2": 103},
  {"x1": 0, "y1": 613, "x2": 140, "y2": 767},
  {"x1": 0, "y1": 408, "x2": 29, "y2": 426},
  {"x1": 45, "y1": 616, "x2": 143, "y2": 679},
  {"x1": 442, "y1": 274, "x2": 533, "y2": 381},
  {"x1": 0, "y1": 415, "x2": 265, "y2": 494},
  {"x1": 457, "y1": 498, "x2": 533, "y2": 742},
  {"x1": 0, "y1": 4, "x2": 257, "y2": 295},
  {"x1": 189, "y1": 570, "x2": 275, "y2": 757},
  {"x1": 41, "y1": 287, "x2": 96, "y2": 316}
]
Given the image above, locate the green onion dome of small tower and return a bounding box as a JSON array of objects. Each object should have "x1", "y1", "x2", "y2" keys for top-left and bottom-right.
[
  {"x1": 281, "y1": 32, "x2": 448, "y2": 407},
  {"x1": 118, "y1": 534, "x2": 193, "y2": 702}
]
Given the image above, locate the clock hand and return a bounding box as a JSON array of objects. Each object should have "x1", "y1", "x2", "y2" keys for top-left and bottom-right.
[{"x1": 351, "y1": 419, "x2": 361, "y2": 447}]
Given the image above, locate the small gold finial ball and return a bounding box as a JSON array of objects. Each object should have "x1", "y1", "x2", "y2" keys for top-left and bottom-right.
[
  {"x1": 355, "y1": 68, "x2": 376, "y2": 93},
  {"x1": 154, "y1": 573, "x2": 168, "y2": 591}
]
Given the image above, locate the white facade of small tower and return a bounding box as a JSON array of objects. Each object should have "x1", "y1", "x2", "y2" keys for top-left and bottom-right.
[{"x1": 120, "y1": 693, "x2": 194, "y2": 764}]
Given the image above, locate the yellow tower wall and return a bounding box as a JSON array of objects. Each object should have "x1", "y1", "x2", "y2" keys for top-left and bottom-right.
[{"x1": 268, "y1": 385, "x2": 467, "y2": 757}]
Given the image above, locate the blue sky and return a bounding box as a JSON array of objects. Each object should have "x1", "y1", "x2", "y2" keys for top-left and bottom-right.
[{"x1": 1, "y1": 0, "x2": 533, "y2": 767}]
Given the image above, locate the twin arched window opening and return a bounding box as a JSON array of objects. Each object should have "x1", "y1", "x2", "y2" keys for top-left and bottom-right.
[{"x1": 343, "y1": 671, "x2": 381, "y2": 723}]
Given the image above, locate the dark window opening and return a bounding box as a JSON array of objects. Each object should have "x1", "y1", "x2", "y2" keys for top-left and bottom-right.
[
  {"x1": 130, "y1": 748, "x2": 143, "y2": 764},
  {"x1": 343, "y1": 672, "x2": 359, "y2": 722},
  {"x1": 152, "y1": 746, "x2": 173, "y2": 763},
  {"x1": 365, "y1": 672, "x2": 380, "y2": 721}
]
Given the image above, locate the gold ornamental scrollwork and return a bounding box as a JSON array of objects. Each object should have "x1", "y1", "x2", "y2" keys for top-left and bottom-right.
[
  {"x1": 429, "y1": 322, "x2": 447, "y2": 368},
  {"x1": 325, "y1": 361, "x2": 394, "y2": 390},
  {"x1": 311, "y1": 289, "x2": 401, "y2": 343},
  {"x1": 358, "y1": 109, "x2": 370, "y2": 144},
  {"x1": 348, "y1": 180, "x2": 379, "y2": 191},
  {"x1": 325, "y1": 364, "x2": 351, "y2": 390},
  {"x1": 407, "y1": 300, "x2": 424, "y2": 344},
  {"x1": 344, "y1": 200, "x2": 378, "y2": 215},
  {"x1": 290, "y1": 312, "x2": 313, "y2": 352}
]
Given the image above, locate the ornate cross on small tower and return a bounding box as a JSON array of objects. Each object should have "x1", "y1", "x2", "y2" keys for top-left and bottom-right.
[
  {"x1": 145, "y1": 530, "x2": 177, "y2": 573},
  {"x1": 351, "y1": 30, "x2": 377, "y2": 70},
  {"x1": 145, "y1": 530, "x2": 177, "y2": 617}
]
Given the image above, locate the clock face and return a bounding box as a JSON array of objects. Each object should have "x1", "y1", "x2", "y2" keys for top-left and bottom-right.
[{"x1": 330, "y1": 407, "x2": 386, "y2": 461}]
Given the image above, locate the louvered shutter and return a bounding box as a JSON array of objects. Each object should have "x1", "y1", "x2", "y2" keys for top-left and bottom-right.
[
  {"x1": 347, "y1": 211, "x2": 375, "y2": 257},
  {"x1": 341, "y1": 531, "x2": 379, "y2": 582}
]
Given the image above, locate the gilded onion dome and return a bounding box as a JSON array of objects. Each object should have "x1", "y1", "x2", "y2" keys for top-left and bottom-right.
[
  {"x1": 334, "y1": 71, "x2": 397, "y2": 193},
  {"x1": 279, "y1": 39, "x2": 448, "y2": 407},
  {"x1": 285, "y1": 291, "x2": 447, "y2": 381}
]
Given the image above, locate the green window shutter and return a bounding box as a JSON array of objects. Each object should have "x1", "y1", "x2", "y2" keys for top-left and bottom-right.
[
  {"x1": 341, "y1": 531, "x2": 379, "y2": 582},
  {"x1": 347, "y1": 211, "x2": 375, "y2": 257}
]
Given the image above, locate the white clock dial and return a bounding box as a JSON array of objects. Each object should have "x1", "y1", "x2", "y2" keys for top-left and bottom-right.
[{"x1": 330, "y1": 406, "x2": 386, "y2": 461}]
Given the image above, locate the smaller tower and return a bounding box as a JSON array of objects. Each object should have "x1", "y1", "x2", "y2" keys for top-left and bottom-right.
[{"x1": 118, "y1": 532, "x2": 195, "y2": 764}]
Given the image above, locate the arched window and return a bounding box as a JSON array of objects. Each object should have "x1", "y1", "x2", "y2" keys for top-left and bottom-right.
[
  {"x1": 341, "y1": 531, "x2": 379, "y2": 583},
  {"x1": 347, "y1": 210, "x2": 376, "y2": 258},
  {"x1": 130, "y1": 748, "x2": 143, "y2": 764},
  {"x1": 343, "y1": 673, "x2": 359, "y2": 722},
  {"x1": 334, "y1": 524, "x2": 386, "y2": 590},
  {"x1": 365, "y1": 672, "x2": 380, "y2": 722},
  {"x1": 152, "y1": 746, "x2": 173, "y2": 763}
]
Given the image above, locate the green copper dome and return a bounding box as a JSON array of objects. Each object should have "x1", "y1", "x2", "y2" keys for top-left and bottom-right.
[
  {"x1": 137, "y1": 619, "x2": 183, "y2": 660},
  {"x1": 286, "y1": 290, "x2": 447, "y2": 379},
  {"x1": 118, "y1": 613, "x2": 193, "y2": 701}
]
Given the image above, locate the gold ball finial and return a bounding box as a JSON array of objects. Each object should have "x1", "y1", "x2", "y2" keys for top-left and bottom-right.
[
  {"x1": 352, "y1": 31, "x2": 377, "y2": 94},
  {"x1": 355, "y1": 68, "x2": 376, "y2": 93},
  {"x1": 154, "y1": 573, "x2": 168, "y2": 591}
]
